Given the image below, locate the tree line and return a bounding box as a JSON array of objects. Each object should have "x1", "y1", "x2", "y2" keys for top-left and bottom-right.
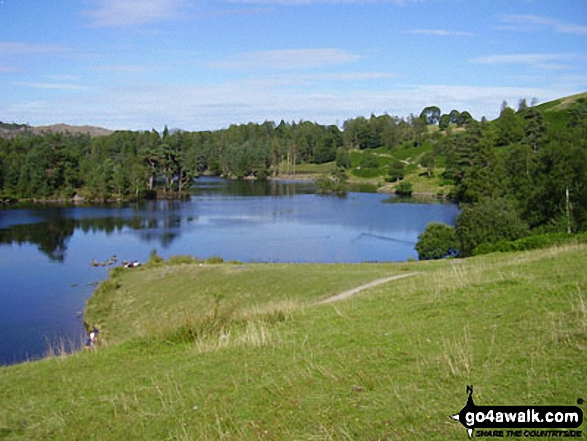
[
  {"x1": 2, "y1": 95, "x2": 587, "y2": 256},
  {"x1": 416, "y1": 97, "x2": 587, "y2": 258},
  {"x1": 0, "y1": 114, "x2": 428, "y2": 201}
]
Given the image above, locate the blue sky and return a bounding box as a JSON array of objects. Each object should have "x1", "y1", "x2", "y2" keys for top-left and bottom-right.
[{"x1": 0, "y1": 0, "x2": 586, "y2": 131}]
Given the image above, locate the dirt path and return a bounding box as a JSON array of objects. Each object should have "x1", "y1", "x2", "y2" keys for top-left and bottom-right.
[{"x1": 315, "y1": 272, "x2": 418, "y2": 305}]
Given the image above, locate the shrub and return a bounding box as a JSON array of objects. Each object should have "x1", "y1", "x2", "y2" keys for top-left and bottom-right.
[
  {"x1": 395, "y1": 181, "x2": 413, "y2": 197},
  {"x1": 415, "y1": 223, "x2": 459, "y2": 260},
  {"x1": 360, "y1": 151, "x2": 379, "y2": 169},
  {"x1": 473, "y1": 231, "x2": 587, "y2": 255},
  {"x1": 456, "y1": 198, "x2": 529, "y2": 257},
  {"x1": 387, "y1": 160, "x2": 405, "y2": 182},
  {"x1": 168, "y1": 255, "x2": 200, "y2": 265},
  {"x1": 148, "y1": 248, "x2": 165, "y2": 265}
]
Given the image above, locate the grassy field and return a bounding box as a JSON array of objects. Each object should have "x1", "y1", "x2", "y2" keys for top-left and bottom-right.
[{"x1": 1, "y1": 245, "x2": 586, "y2": 440}]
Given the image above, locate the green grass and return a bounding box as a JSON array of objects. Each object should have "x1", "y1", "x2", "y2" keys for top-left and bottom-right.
[
  {"x1": 1, "y1": 245, "x2": 586, "y2": 440},
  {"x1": 532, "y1": 92, "x2": 587, "y2": 132},
  {"x1": 277, "y1": 161, "x2": 336, "y2": 176},
  {"x1": 347, "y1": 145, "x2": 449, "y2": 196},
  {"x1": 86, "y1": 262, "x2": 409, "y2": 346}
]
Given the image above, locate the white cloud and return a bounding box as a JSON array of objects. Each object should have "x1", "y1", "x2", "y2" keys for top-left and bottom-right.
[
  {"x1": 2, "y1": 79, "x2": 573, "y2": 131},
  {"x1": 228, "y1": 71, "x2": 398, "y2": 88},
  {"x1": 84, "y1": 0, "x2": 190, "y2": 27},
  {"x1": 409, "y1": 29, "x2": 473, "y2": 36},
  {"x1": 208, "y1": 48, "x2": 362, "y2": 70},
  {"x1": 471, "y1": 53, "x2": 577, "y2": 70},
  {"x1": 499, "y1": 14, "x2": 587, "y2": 36},
  {"x1": 13, "y1": 82, "x2": 89, "y2": 91},
  {"x1": 94, "y1": 64, "x2": 156, "y2": 73}
]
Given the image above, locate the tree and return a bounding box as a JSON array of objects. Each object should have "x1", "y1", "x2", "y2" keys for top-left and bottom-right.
[
  {"x1": 419, "y1": 106, "x2": 441, "y2": 125},
  {"x1": 456, "y1": 198, "x2": 530, "y2": 256},
  {"x1": 335, "y1": 147, "x2": 350, "y2": 169},
  {"x1": 419, "y1": 150, "x2": 435, "y2": 177},
  {"x1": 415, "y1": 223, "x2": 459, "y2": 260},
  {"x1": 387, "y1": 160, "x2": 405, "y2": 182},
  {"x1": 456, "y1": 111, "x2": 474, "y2": 127},
  {"x1": 410, "y1": 114, "x2": 427, "y2": 146},
  {"x1": 445, "y1": 109, "x2": 458, "y2": 123},
  {"x1": 315, "y1": 168, "x2": 348, "y2": 194},
  {"x1": 518, "y1": 98, "x2": 528, "y2": 112},
  {"x1": 522, "y1": 108, "x2": 546, "y2": 153},
  {"x1": 525, "y1": 135, "x2": 587, "y2": 232},
  {"x1": 439, "y1": 114, "x2": 451, "y2": 131},
  {"x1": 395, "y1": 181, "x2": 413, "y2": 197},
  {"x1": 493, "y1": 107, "x2": 524, "y2": 147}
]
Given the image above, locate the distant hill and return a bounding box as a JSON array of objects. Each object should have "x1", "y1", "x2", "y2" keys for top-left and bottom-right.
[{"x1": 0, "y1": 121, "x2": 113, "y2": 138}]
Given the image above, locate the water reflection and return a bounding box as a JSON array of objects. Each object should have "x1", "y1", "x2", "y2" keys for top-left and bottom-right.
[{"x1": 0, "y1": 209, "x2": 186, "y2": 261}]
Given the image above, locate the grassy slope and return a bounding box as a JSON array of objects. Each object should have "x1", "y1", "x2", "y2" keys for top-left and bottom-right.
[
  {"x1": 347, "y1": 144, "x2": 451, "y2": 196},
  {"x1": 1, "y1": 246, "x2": 586, "y2": 440},
  {"x1": 523, "y1": 91, "x2": 587, "y2": 134},
  {"x1": 308, "y1": 92, "x2": 587, "y2": 195}
]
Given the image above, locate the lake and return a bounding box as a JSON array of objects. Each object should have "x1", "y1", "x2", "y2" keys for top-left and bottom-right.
[{"x1": 0, "y1": 178, "x2": 459, "y2": 365}]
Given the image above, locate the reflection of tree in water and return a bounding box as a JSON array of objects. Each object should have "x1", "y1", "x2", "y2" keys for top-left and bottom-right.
[
  {"x1": 0, "y1": 218, "x2": 75, "y2": 261},
  {"x1": 0, "y1": 213, "x2": 183, "y2": 261},
  {"x1": 192, "y1": 179, "x2": 315, "y2": 198},
  {"x1": 135, "y1": 214, "x2": 181, "y2": 249}
]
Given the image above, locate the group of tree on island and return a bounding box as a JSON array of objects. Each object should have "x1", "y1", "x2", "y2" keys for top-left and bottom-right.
[{"x1": 1, "y1": 94, "x2": 587, "y2": 259}]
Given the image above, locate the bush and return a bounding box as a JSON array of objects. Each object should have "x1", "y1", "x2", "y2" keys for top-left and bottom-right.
[
  {"x1": 168, "y1": 255, "x2": 200, "y2": 265},
  {"x1": 387, "y1": 160, "x2": 405, "y2": 182},
  {"x1": 148, "y1": 248, "x2": 165, "y2": 265},
  {"x1": 473, "y1": 231, "x2": 587, "y2": 255},
  {"x1": 395, "y1": 181, "x2": 413, "y2": 197},
  {"x1": 360, "y1": 151, "x2": 379, "y2": 169},
  {"x1": 316, "y1": 170, "x2": 348, "y2": 194},
  {"x1": 456, "y1": 198, "x2": 529, "y2": 257},
  {"x1": 415, "y1": 223, "x2": 459, "y2": 260}
]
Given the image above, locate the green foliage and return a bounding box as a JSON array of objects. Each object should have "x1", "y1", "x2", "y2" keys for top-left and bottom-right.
[
  {"x1": 395, "y1": 180, "x2": 413, "y2": 197},
  {"x1": 387, "y1": 160, "x2": 405, "y2": 182},
  {"x1": 472, "y1": 231, "x2": 587, "y2": 255},
  {"x1": 316, "y1": 169, "x2": 348, "y2": 194},
  {"x1": 456, "y1": 111, "x2": 474, "y2": 127},
  {"x1": 335, "y1": 147, "x2": 350, "y2": 169},
  {"x1": 456, "y1": 198, "x2": 530, "y2": 257},
  {"x1": 439, "y1": 114, "x2": 451, "y2": 131},
  {"x1": 493, "y1": 107, "x2": 524, "y2": 147},
  {"x1": 359, "y1": 150, "x2": 379, "y2": 169},
  {"x1": 2, "y1": 91, "x2": 586, "y2": 237},
  {"x1": 419, "y1": 106, "x2": 441, "y2": 125},
  {"x1": 148, "y1": 248, "x2": 165, "y2": 266},
  {"x1": 168, "y1": 255, "x2": 200, "y2": 265},
  {"x1": 415, "y1": 222, "x2": 459, "y2": 260}
]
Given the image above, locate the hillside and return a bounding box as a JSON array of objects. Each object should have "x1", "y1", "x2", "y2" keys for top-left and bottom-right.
[
  {"x1": 535, "y1": 92, "x2": 587, "y2": 113},
  {"x1": 1, "y1": 244, "x2": 585, "y2": 439},
  {"x1": 0, "y1": 121, "x2": 112, "y2": 138}
]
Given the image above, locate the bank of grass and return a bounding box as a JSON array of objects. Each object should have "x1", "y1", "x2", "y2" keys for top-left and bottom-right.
[
  {"x1": 86, "y1": 260, "x2": 411, "y2": 346},
  {"x1": 1, "y1": 245, "x2": 586, "y2": 440}
]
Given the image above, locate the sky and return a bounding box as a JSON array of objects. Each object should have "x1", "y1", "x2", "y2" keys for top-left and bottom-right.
[{"x1": 0, "y1": 0, "x2": 586, "y2": 131}]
